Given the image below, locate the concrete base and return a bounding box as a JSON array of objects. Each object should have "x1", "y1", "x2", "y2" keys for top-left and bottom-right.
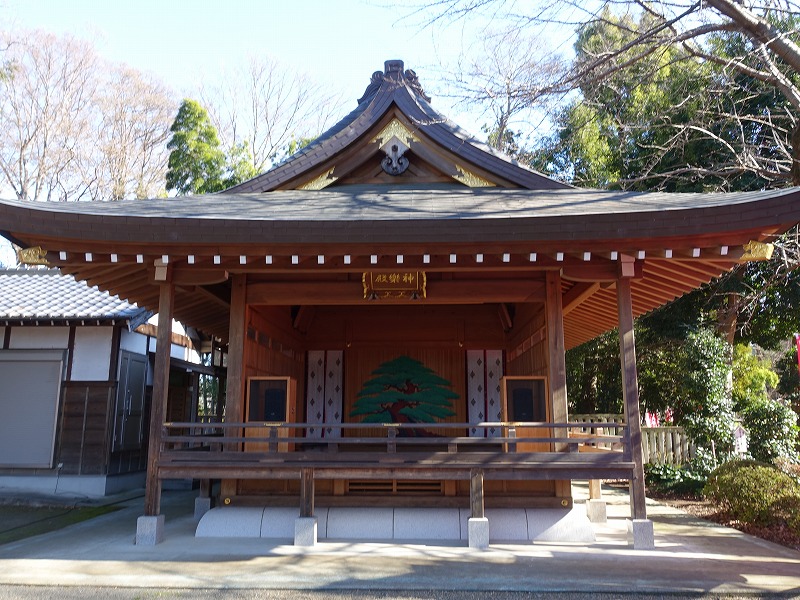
[
  {"x1": 194, "y1": 497, "x2": 212, "y2": 521},
  {"x1": 468, "y1": 517, "x2": 489, "y2": 549},
  {"x1": 295, "y1": 517, "x2": 318, "y2": 546},
  {"x1": 196, "y1": 506, "x2": 595, "y2": 544},
  {"x1": 585, "y1": 499, "x2": 607, "y2": 523},
  {"x1": 627, "y1": 518, "x2": 655, "y2": 549},
  {"x1": 135, "y1": 515, "x2": 165, "y2": 546}
]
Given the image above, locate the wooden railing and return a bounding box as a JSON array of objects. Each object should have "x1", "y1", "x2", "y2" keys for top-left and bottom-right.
[
  {"x1": 571, "y1": 414, "x2": 694, "y2": 465},
  {"x1": 641, "y1": 426, "x2": 695, "y2": 465},
  {"x1": 156, "y1": 421, "x2": 636, "y2": 483}
]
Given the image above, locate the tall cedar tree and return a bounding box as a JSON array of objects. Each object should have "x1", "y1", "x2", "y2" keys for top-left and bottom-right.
[{"x1": 165, "y1": 99, "x2": 227, "y2": 194}]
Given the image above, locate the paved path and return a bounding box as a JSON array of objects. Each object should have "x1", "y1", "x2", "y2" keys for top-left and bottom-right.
[{"x1": 0, "y1": 485, "x2": 798, "y2": 598}]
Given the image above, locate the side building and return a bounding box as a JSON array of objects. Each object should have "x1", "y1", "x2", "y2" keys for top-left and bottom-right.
[{"x1": 0, "y1": 268, "x2": 224, "y2": 497}]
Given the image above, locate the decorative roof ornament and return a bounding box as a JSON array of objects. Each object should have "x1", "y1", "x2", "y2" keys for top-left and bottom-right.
[{"x1": 356, "y1": 60, "x2": 431, "y2": 106}]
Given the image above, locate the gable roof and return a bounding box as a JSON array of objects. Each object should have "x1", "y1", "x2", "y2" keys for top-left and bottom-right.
[
  {"x1": 226, "y1": 60, "x2": 569, "y2": 193},
  {"x1": 0, "y1": 268, "x2": 151, "y2": 327}
]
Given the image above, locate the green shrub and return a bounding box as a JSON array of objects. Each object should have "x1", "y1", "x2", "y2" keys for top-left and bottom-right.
[
  {"x1": 704, "y1": 460, "x2": 800, "y2": 527},
  {"x1": 741, "y1": 398, "x2": 799, "y2": 463},
  {"x1": 645, "y1": 462, "x2": 706, "y2": 495}
]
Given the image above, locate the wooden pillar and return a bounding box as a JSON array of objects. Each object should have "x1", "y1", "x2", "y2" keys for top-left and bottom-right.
[
  {"x1": 616, "y1": 262, "x2": 647, "y2": 520},
  {"x1": 300, "y1": 468, "x2": 315, "y2": 518},
  {"x1": 470, "y1": 468, "x2": 485, "y2": 519},
  {"x1": 545, "y1": 271, "x2": 568, "y2": 427},
  {"x1": 546, "y1": 271, "x2": 571, "y2": 498},
  {"x1": 144, "y1": 281, "x2": 174, "y2": 516},
  {"x1": 220, "y1": 274, "x2": 247, "y2": 501}
]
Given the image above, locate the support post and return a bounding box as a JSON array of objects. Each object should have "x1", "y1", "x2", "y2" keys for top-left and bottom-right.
[
  {"x1": 220, "y1": 274, "x2": 246, "y2": 503},
  {"x1": 296, "y1": 467, "x2": 317, "y2": 546},
  {"x1": 617, "y1": 260, "x2": 653, "y2": 548},
  {"x1": 468, "y1": 468, "x2": 489, "y2": 549},
  {"x1": 195, "y1": 478, "x2": 212, "y2": 521},
  {"x1": 138, "y1": 280, "x2": 174, "y2": 545}
]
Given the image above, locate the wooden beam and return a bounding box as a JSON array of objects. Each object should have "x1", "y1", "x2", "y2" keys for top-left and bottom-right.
[
  {"x1": 617, "y1": 275, "x2": 647, "y2": 521},
  {"x1": 562, "y1": 282, "x2": 600, "y2": 316},
  {"x1": 144, "y1": 281, "x2": 174, "y2": 516},
  {"x1": 247, "y1": 280, "x2": 546, "y2": 305}
]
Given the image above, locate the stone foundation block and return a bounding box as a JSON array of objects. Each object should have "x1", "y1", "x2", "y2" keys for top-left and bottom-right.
[
  {"x1": 136, "y1": 515, "x2": 165, "y2": 546},
  {"x1": 585, "y1": 499, "x2": 607, "y2": 523},
  {"x1": 468, "y1": 517, "x2": 489, "y2": 549},
  {"x1": 627, "y1": 518, "x2": 655, "y2": 549},
  {"x1": 295, "y1": 516, "x2": 318, "y2": 547},
  {"x1": 194, "y1": 497, "x2": 212, "y2": 521}
]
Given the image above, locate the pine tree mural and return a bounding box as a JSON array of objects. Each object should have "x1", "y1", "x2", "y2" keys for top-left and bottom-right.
[{"x1": 350, "y1": 356, "x2": 458, "y2": 427}]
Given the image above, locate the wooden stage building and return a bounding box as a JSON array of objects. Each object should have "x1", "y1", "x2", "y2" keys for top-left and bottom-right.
[{"x1": 2, "y1": 60, "x2": 799, "y2": 548}]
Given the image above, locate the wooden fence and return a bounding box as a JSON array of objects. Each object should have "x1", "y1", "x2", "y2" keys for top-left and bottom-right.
[{"x1": 571, "y1": 414, "x2": 695, "y2": 465}]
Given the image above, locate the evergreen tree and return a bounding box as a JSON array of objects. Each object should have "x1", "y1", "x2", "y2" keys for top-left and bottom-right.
[
  {"x1": 351, "y1": 356, "x2": 458, "y2": 426},
  {"x1": 165, "y1": 99, "x2": 227, "y2": 194}
]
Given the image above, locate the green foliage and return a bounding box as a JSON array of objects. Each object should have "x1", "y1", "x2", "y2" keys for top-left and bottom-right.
[
  {"x1": 742, "y1": 398, "x2": 799, "y2": 463},
  {"x1": 165, "y1": 99, "x2": 257, "y2": 194},
  {"x1": 565, "y1": 329, "x2": 622, "y2": 414},
  {"x1": 679, "y1": 329, "x2": 735, "y2": 455},
  {"x1": 645, "y1": 462, "x2": 706, "y2": 496},
  {"x1": 351, "y1": 356, "x2": 458, "y2": 424},
  {"x1": 732, "y1": 344, "x2": 778, "y2": 412},
  {"x1": 166, "y1": 99, "x2": 227, "y2": 194},
  {"x1": 704, "y1": 460, "x2": 800, "y2": 530}
]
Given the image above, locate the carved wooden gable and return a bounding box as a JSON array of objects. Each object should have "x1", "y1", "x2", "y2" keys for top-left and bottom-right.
[{"x1": 226, "y1": 60, "x2": 569, "y2": 194}]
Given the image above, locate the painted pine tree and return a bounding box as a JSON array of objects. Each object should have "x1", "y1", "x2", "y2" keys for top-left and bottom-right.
[{"x1": 350, "y1": 355, "x2": 457, "y2": 425}]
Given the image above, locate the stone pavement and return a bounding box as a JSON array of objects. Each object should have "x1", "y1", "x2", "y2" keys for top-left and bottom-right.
[{"x1": 0, "y1": 484, "x2": 798, "y2": 597}]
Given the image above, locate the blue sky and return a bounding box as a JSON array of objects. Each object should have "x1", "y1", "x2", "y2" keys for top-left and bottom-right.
[{"x1": 3, "y1": 0, "x2": 478, "y2": 118}]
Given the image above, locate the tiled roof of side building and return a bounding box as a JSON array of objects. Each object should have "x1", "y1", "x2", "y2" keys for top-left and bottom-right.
[{"x1": 0, "y1": 268, "x2": 150, "y2": 325}]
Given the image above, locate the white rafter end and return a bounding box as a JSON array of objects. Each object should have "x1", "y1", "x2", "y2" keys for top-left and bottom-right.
[
  {"x1": 529, "y1": 252, "x2": 537, "y2": 262},
  {"x1": 449, "y1": 254, "x2": 457, "y2": 264},
  {"x1": 476, "y1": 253, "x2": 484, "y2": 263},
  {"x1": 637, "y1": 250, "x2": 646, "y2": 259},
  {"x1": 610, "y1": 251, "x2": 618, "y2": 261},
  {"x1": 136, "y1": 254, "x2": 144, "y2": 264},
  {"x1": 583, "y1": 252, "x2": 591, "y2": 261},
  {"x1": 318, "y1": 255, "x2": 325, "y2": 265},
  {"x1": 396, "y1": 255, "x2": 403, "y2": 264},
  {"x1": 240, "y1": 255, "x2": 247, "y2": 265},
  {"x1": 110, "y1": 254, "x2": 118, "y2": 263},
  {"x1": 344, "y1": 255, "x2": 351, "y2": 265},
  {"x1": 370, "y1": 255, "x2": 378, "y2": 265},
  {"x1": 720, "y1": 246, "x2": 729, "y2": 256},
  {"x1": 692, "y1": 248, "x2": 701, "y2": 257},
  {"x1": 423, "y1": 254, "x2": 430, "y2": 264},
  {"x1": 85, "y1": 252, "x2": 93, "y2": 262},
  {"x1": 292, "y1": 255, "x2": 300, "y2": 265},
  {"x1": 502, "y1": 253, "x2": 510, "y2": 263},
  {"x1": 213, "y1": 255, "x2": 221, "y2": 265},
  {"x1": 556, "y1": 252, "x2": 564, "y2": 262},
  {"x1": 187, "y1": 255, "x2": 195, "y2": 264},
  {"x1": 265, "y1": 255, "x2": 273, "y2": 265}
]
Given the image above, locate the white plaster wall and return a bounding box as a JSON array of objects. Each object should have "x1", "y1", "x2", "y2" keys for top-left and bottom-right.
[
  {"x1": 71, "y1": 327, "x2": 113, "y2": 381},
  {"x1": 9, "y1": 327, "x2": 69, "y2": 349},
  {"x1": 120, "y1": 328, "x2": 148, "y2": 355}
]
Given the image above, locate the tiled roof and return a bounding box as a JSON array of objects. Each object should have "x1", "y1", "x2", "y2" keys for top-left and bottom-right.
[{"x1": 0, "y1": 268, "x2": 150, "y2": 325}]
